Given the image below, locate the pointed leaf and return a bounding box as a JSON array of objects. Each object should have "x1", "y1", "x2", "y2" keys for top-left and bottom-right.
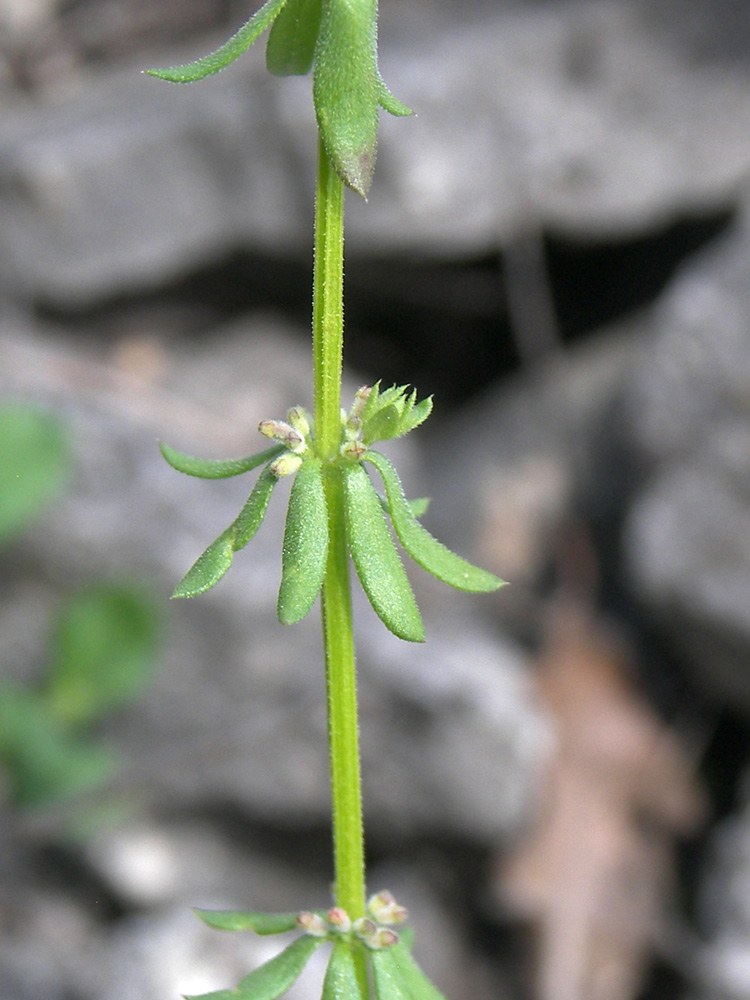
[
  {"x1": 266, "y1": 0, "x2": 323, "y2": 75},
  {"x1": 194, "y1": 909, "x2": 304, "y2": 934},
  {"x1": 313, "y1": 0, "x2": 379, "y2": 196},
  {"x1": 173, "y1": 528, "x2": 236, "y2": 598},
  {"x1": 233, "y1": 465, "x2": 279, "y2": 549},
  {"x1": 373, "y1": 943, "x2": 450, "y2": 1000},
  {"x1": 323, "y1": 940, "x2": 367, "y2": 1000},
  {"x1": 365, "y1": 451, "x2": 505, "y2": 593},
  {"x1": 377, "y1": 76, "x2": 412, "y2": 117},
  {"x1": 277, "y1": 460, "x2": 328, "y2": 625},
  {"x1": 160, "y1": 442, "x2": 284, "y2": 479},
  {"x1": 146, "y1": 0, "x2": 289, "y2": 82},
  {"x1": 343, "y1": 463, "x2": 424, "y2": 642},
  {"x1": 236, "y1": 934, "x2": 323, "y2": 1000},
  {"x1": 362, "y1": 403, "x2": 401, "y2": 445}
]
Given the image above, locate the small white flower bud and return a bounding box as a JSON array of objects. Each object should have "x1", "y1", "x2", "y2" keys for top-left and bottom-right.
[
  {"x1": 287, "y1": 406, "x2": 311, "y2": 439},
  {"x1": 270, "y1": 453, "x2": 303, "y2": 478},
  {"x1": 340, "y1": 440, "x2": 367, "y2": 461},
  {"x1": 296, "y1": 911, "x2": 329, "y2": 937},
  {"x1": 326, "y1": 907, "x2": 352, "y2": 933}
]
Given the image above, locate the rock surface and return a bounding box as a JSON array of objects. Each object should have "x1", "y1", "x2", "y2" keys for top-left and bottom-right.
[{"x1": 622, "y1": 207, "x2": 750, "y2": 711}]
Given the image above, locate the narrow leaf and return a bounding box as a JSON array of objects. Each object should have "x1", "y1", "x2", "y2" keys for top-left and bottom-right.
[
  {"x1": 233, "y1": 465, "x2": 279, "y2": 549},
  {"x1": 373, "y1": 943, "x2": 450, "y2": 1000},
  {"x1": 378, "y1": 494, "x2": 429, "y2": 520},
  {"x1": 323, "y1": 940, "x2": 367, "y2": 1000},
  {"x1": 370, "y1": 948, "x2": 410, "y2": 1000},
  {"x1": 343, "y1": 463, "x2": 424, "y2": 642},
  {"x1": 365, "y1": 451, "x2": 505, "y2": 593},
  {"x1": 313, "y1": 0, "x2": 379, "y2": 196},
  {"x1": 277, "y1": 460, "x2": 328, "y2": 625},
  {"x1": 160, "y1": 442, "x2": 284, "y2": 479},
  {"x1": 377, "y1": 76, "x2": 412, "y2": 117},
  {"x1": 235, "y1": 934, "x2": 323, "y2": 1000},
  {"x1": 194, "y1": 909, "x2": 303, "y2": 934},
  {"x1": 266, "y1": 0, "x2": 323, "y2": 75},
  {"x1": 173, "y1": 528, "x2": 236, "y2": 598},
  {"x1": 184, "y1": 988, "x2": 236, "y2": 1000},
  {"x1": 146, "y1": 0, "x2": 289, "y2": 82}
]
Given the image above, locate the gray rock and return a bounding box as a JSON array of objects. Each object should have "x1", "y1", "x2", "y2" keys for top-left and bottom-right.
[
  {"x1": 622, "y1": 210, "x2": 750, "y2": 709},
  {"x1": 3, "y1": 1, "x2": 750, "y2": 304},
  {"x1": 693, "y1": 779, "x2": 750, "y2": 1000}
]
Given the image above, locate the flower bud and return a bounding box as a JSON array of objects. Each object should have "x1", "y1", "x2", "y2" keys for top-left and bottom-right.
[
  {"x1": 367, "y1": 890, "x2": 408, "y2": 925},
  {"x1": 296, "y1": 911, "x2": 329, "y2": 937},
  {"x1": 341, "y1": 439, "x2": 367, "y2": 461},
  {"x1": 352, "y1": 917, "x2": 377, "y2": 941},
  {"x1": 326, "y1": 907, "x2": 352, "y2": 933},
  {"x1": 258, "y1": 419, "x2": 305, "y2": 452},
  {"x1": 270, "y1": 453, "x2": 303, "y2": 478},
  {"x1": 286, "y1": 406, "x2": 311, "y2": 439}
]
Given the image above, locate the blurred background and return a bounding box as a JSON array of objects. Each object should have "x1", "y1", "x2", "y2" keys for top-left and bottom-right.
[{"x1": 2, "y1": 0, "x2": 750, "y2": 998}]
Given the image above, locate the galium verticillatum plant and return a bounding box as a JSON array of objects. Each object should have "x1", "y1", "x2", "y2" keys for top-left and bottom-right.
[{"x1": 148, "y1": 2, "x2": 505, "y2": 998}]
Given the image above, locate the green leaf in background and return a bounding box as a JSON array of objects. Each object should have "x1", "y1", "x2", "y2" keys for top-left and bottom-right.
[
  {"x1": 159, "y1": 442, "x2": 285, "y2": 479},
  {"x1": 277, "y1": 459, "x2": 328, "y2": 625},
  {"x1": 343, "y1": 462, "x2": 424, "y2": 642},
  {"x1": 145, "y1": 0, "x2": 290, "y2": 82},
  {"x1": 371, "y1": 942, "x2": 449, "y2": 1000},
  {"x1": 0, "y1": 404, "x2": 70, "y2": 545},
  {"x1": 266, "y1": 0, "x2": 323, "y2": 76},
  {"x1": 44, "y1": 584, "x2": 161, "y2": 726},
  {"x1": 194, "y1": 909, "x2": 305, "y2": 934},
  {"x1": 365, "y1": 450, "x2": 505, "y2": 593},
  {"x1": 323, "y1": 940, "x2": 367, "y2": 1000},
  {"x1": 0, "y1": 679, "x2": 115, "y2": 807}
]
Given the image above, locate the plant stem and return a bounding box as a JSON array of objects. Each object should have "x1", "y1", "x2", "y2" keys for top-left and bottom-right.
[
  {"x1": 313, "y1": 135, "x2": 345, "y2": 460},
  {"x1": 313, "y1": 138, "x2": 367, "y2": 925}
]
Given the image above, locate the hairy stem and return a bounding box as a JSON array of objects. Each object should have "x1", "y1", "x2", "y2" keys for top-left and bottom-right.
[
  {"x1": 313, "y1": 138, "x2": 368, "y2": 991},
  {"x1": 313, "y1": 135, "x2": 345, "y2": 460}
]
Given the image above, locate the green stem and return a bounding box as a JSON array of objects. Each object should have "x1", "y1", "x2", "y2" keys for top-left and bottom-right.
[
  {"x1": 313, "y1": 135, "x2": 345, "y2": 460},
  {"x1": 313, "y1": 137, "x2": 367, "y2": 939}
]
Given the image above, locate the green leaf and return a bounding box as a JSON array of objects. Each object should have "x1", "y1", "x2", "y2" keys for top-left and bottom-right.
[
  {"x1": 160, "y1": 442, "x2": 285, "y2": 479},
  {"x1": 266, "y1": 0, "x2": 323, "y2": 75},
  {"x1": 235, "y1": 934, "x2": 323, "y2": 999},
  {"x1": 343, "y1": 463, "x2": 424, "y2": 642},
  {"x1": 313, "y1": 0, "x2": 380, "y2": 196},
  {"x1": 323, "y1": 940, "x2": 366, "y2": 1000},
  {"x1": 173, "y1": 528, "x2": 236, "y2": 598},
  {"x1": 372, "y1": 943, "x2": 449, "y2": 1000},
  {"x1": 369, "y1": 947, "x2": 410, "y2": 1000},
  {"x1": 146, "y1": 0, "x2": 290, "y2": 83},
  {"x1": 0, "y1": 679, "x2": 114, "y2": 807},
  {"x1": 378, "y1": 494, "x2": 429, "y2": 520},
  {"x1": 194, "y1": 909, "x2": 304, "y2": 934},
  {"x1": 0, "y1": 404, "x2": 70, "y2": 545},
  {"x1": 44, "y1": 584, "x2": 161, "y2": 726},
  {"x1": 233, "y1": 465, "x2": 279, "y2": 549},
  {"x1": 174, "y1": 465, "x2": 279, "y2": 597},
  {"x1": 377, "y1": 75, "x2": 412, "y2": 117},
  {"x1": 277, "y1": 459, "x2": 328, "y2": 625},
  {"x1": 360, "y1": 384, "x2": 432, "y2": 445},
  {"x1": 365, "y1": 451, "x2": 505, "y2": 593}
]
